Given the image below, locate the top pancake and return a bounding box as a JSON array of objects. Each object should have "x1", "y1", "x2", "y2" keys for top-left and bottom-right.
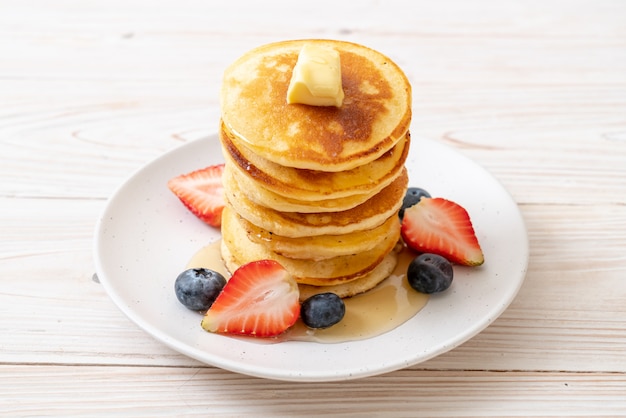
[{"x1": 220, "y1": 39, "x2": 412, "y2": 172}]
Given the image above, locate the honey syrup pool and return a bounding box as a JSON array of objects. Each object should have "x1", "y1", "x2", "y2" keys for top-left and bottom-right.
[{"x1": 186, "y1": 240, "x2": 429, "y2": 343}]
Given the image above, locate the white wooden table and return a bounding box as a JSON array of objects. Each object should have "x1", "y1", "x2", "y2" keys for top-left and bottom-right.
[{"x1": 2, "y1": 1, "x2": 625, "y2": 416}]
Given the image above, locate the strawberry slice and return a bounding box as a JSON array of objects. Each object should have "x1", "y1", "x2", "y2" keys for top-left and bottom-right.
[
  {"x1": 167, "y1": 164, "x2": 225, "y2": 227},
  {"x1": 401, "y1": 197, "x2": 484, "y2": 266},
  {"x1": 201, "y1": 260, "x2": 300, "y2": 337}
]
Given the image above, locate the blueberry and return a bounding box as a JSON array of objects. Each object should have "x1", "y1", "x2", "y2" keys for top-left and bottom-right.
[
  {"x1": 407, "y1": 253, "x2": 453, "y2": 294},
  {"x1": 301, "y1": 293, "x2": 345, "y2": 329},
  {"x1": 399, "y1": 187, "x2": 431, "y2": 219},
  {"x1": 174, "y1": 268, "x2": 226, "y2": 311}
]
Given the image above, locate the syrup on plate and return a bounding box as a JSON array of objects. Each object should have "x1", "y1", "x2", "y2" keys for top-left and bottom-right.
[{"x1": 186, "y1": 241, "x2": 428, "y2": 344}]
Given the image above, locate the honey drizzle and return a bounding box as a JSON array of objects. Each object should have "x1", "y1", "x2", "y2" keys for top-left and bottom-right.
[{"x1": 186, "y1": 241, "x2": 428, "y2": 344}]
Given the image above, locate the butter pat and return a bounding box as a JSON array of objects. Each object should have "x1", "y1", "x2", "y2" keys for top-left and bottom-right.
[{"x1": 287, "y1": 44, "x2": 344, "y2": 107}]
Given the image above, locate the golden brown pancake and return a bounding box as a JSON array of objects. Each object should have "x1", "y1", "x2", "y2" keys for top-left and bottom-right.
[
  {"x1": 220, "y1": 39, "x2": 411, "y2": 172},
  {"x1": 224, "y1": 167, "x2": 408, "y2": 238},
  {"x1": 297, "y1": 247, "x2": 400, "y2": 300},
  {"x1": 237, "y1": 209, "x2": 401, "y2": 260},
  {"x1": 221, "y1": 204, "x2": 400, "y2": 286},
  {"x1": 220, "y1": 239, "x2": 400, "y2": 301},
  {"x1": 222, "y1": 162, "x2": 379, "y2": 213},
  {"x1": 217, "y1": 39, "x2": 412, "y2": 298},
  {"x1": 220, "y1": 123, "x2": 410, "y2": 201}
]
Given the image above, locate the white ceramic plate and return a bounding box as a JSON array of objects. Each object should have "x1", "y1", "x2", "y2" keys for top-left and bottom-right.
[{"x1": 94, "y1": 134, "x2": 528, "y2": 382}]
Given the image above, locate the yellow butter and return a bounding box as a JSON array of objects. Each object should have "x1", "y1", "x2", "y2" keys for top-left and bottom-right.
[{"x1": 287, "y1": 44, "x2": 344, "y2": 107}]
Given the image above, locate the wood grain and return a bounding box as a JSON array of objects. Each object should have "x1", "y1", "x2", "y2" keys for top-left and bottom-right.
[
  {"x1": 1, "y1": 0, "x2": 625, "y2": 415},
  {"x1": 1, "y1": 366, "x2": 626, "y2": 417}
]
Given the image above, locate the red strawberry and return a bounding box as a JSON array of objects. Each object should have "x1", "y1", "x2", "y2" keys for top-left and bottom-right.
[
  {"x1": 167, "y1": 164, "x2": 225, "y2": 227},
  {"x1": 401, "y1": 197, "x2": 484, "y2": 266},
  {"x1": 201, "y1": 260, "x2": 300, "y2": 337}
]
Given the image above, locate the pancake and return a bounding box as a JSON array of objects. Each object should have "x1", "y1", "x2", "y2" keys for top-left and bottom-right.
[
  {"x1": 220, "y1": 39, "x2": 411, "y2": 172},
  {"x1": 217, "y1": 39, "x2": 412, "y2": 298},
  {"x1": 221, "y1": 239, "x2": 400, "y2": 301},
  {"x1": 224, "y1": 166, "x2": 408, "y2": 238},
  {"x1": 222, "y1": 162, "x2": 378, "y2": 213},
  {"x1": 220, "y1": 122, "x2": 410, "y2": 201},
  {"x1": 237, "y1": 209, "x2": 401, "y2": 260},
  {"x1": 221, "y1": 204, "x2": 400, "y2": 286},
  {"x1": 297, "y1": 247, "x2": 400, "y2": 300}
]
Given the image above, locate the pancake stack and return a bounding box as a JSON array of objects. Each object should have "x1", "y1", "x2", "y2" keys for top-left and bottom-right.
[{"x1": 218, "y1": 39, "x2": 412, "y2": 299}]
